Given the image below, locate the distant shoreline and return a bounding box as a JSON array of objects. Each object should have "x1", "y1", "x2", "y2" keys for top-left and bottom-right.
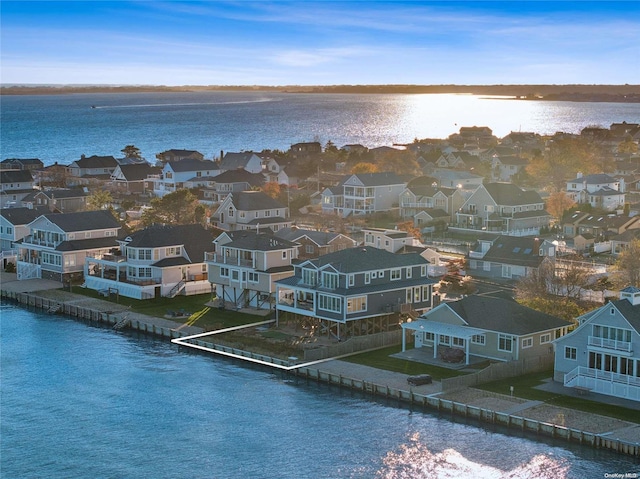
[{"x1": 2, "y1": 84, "x2": 640, "y2": 102}]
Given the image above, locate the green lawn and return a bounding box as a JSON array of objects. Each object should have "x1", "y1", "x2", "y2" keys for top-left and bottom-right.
[
  {"x1": 70, "y1": 287, "x2": 268, "y2": 329},
  {"x1": 477, "y1": 370, "x2": 640, "y2": 424},
  {"x1": 343, "y1": 345, "x2": 467, "y2": 380}
]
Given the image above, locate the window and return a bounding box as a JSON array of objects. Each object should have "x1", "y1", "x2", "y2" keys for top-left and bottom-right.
[
  {"x1": 540, "y1": 333, "x2": 551, "y2": 344},
  {"x1": 472, "y1": 334, "x2": 485, "y2": 345},
  {"x1": 440, "y1": 335, "x2": 450, "y2": 345},
  {"x1": 391, "y1": 269, "x2": 401, "y2": 280},
  {"x1": 265, "y1": 210, "x2": 271, "y2": 217},
  {"x1": 522, "y1": 337, "x2": 533, "y2": 349},
  {"x1": 364, "y1": 272, "x2": 370, "y2": 284},
  {"x1": 378, "y1": 270, "x2": 384, "y2": 278},
  {"x1": 453, "y1": 337, "x2": 464, "y2": 347},
  {"x1": 228, "y1": 207, "x2": 234, "y2": 217},
  {"x1": 282, "y1": 251, "x2": 287, "y2": 260},
  {"x1": 413, "y1": 287, "x2": 420, "y2": 303},
  {"x1": 220, "y1": 267, "x2": 229, "y2": 277},
  {"x1": 322, "y1": 272, "x2": 339, "y2": 289},
  {"x1": 231, "y1": 270, "x2": 239, "y2": 281},
  {"x1": 305, "y1": 245, "x2": 314, "y2": 254},
  {"x1": 248, "y1": 272, "x2": 259, "y2": 282},
  {"x1": 348, "y1": 274, "x2": 354, "y2": 287},
  {"x1": 421, "y1": 265, "x2": 427, "y2": 277},
  {"x1": 302, "y1": 270, "x2": 317, "y2": 286},
  {"x1": 166, "y1": 247, "x2": 181, "y2": 256},
  {"x1": 406, "y1": 267, "x2": 412, "y2": 278},
  {"x1": 498, "y1": 334, "x2": 513, "y2": 352},
  {"x1": 565, "y1": 347, "x2": 577, "y2": 360},
  {"x1": 347, "y1": 296, "x2": 367, "y2": 313},
  {"x1": 422, "y1": 286, "x2": 430, "y2": 303},
  {"x1": 63, "y1": 255, "x2": 76, "y2": 267},
  {"x1": 138, "y1": 267, "x2": 152, "y2": 278},
  {"x1": 318, "y1": 294, "x2": 341, "y2": 313}
]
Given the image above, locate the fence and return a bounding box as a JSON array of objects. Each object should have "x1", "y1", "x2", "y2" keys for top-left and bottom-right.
[
  {"x1": 441, "y1": 354, "x2": 555, "y2": 392},
  {"x1": 303, "y1": 330, "x2": 403, "y2": 361}
]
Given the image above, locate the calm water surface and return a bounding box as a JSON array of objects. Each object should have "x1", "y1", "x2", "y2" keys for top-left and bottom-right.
[
  {"x1": 1, "y1": 303, "x2": 638, "y2": 478},
  {"x1": 2, "y1": 92, "x2": 639, "y2": 165}
]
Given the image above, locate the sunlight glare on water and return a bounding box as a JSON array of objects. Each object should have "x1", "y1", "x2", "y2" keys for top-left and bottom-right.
[{"x1": 375, "y1": 433, "x2": 569, "y2": 479}]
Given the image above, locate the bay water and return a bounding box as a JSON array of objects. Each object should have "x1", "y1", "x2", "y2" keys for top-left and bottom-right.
[
  {"x1": 2, "y1": 92, "x2": 639, "y2": 165},
  {"x1": 1, "y1": 303, "x2": 638, "y2": 478}
]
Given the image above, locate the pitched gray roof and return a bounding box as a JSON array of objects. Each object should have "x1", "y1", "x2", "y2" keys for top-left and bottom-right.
[
  {"x1": 0, "y1": 207, "x2": 42, "y2": 225},
  {"x1": 341, "y1": 172, "x2": 404, "y2": 187},
  {"x1": 446, "y1": 295, "x2": 570, "y2": 335},
  {"x1": 222, "y1": 231, "x2": 298, "y2": 251},
  {"x1": 479, "y1": 236, "x2": 546, "y2": 268},
  {"x1": 568, "y1": 173, "x2": 617, "y2": 184},
  {"x1": 232, "y1": 191, "x2": 286, "y2": 211},
  {"x1": 484, "y1": 183, "x2": 543, "y2": 206},
  {"x1": 275, "y1": 227, "x2": 346, "y2": 246},
  {"x1": 168, "y1": 159, "x2": 217, "y2": 172},
  {"x1": 213, "y1": 168, "x2": 265, "y2": 186},
  {"x1": 73, "y1": 156, "x2": 118, "y2": 168},
  {"x1": 309, "y1": 247, "x2": 428, "y2": 273},
  {"x1": 124, "y1": 224, "x2": 218, "y2": 263},
  {"x1": 55, "y1": 237, "x2": 120, "y2": 252},
  {"x1": 1, "y1": 170, "x2": 33, "y2": 183},
  {"x1": 42, "y1": 210, "x2": 120, "y2": 232},
  {"x1": 612, "y1": 299, "x2": 640, "y2": 333},
  {"x1": 220, "y1": 152, "x2": 260, "y2": 170},
  {"x1": 118, "y1": 164, "x2": 162, "y2": 181}
]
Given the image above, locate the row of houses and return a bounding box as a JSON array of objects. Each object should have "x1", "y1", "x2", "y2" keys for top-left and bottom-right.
[{"x1": 4, "y1": 204, "x2": 639, "y2": 403}]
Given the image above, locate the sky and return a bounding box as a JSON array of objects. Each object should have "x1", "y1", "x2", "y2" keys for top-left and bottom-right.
[{"x1": 1, "y1": 1, "x2": 639, "y2": 86}]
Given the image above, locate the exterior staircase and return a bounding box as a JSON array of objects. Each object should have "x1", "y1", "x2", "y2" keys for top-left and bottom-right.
[{"x1": 166, "y1": 280, "x2": 186, "y2": 298}]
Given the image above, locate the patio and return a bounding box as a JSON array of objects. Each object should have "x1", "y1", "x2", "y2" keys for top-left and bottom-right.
[{"x1": 391, "y1": 346, "x2": 489, "y2": 371}]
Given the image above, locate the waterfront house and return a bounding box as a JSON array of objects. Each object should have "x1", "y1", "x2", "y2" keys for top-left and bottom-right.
[
  {"x1": 15, "y1": 210, "x2": 121, "y2": 283},
  {"x1": 403, "y1": 295, "x2": 570, "y2": 365},
  {"x1": 212, "y1": 191, "x2": 291, "y2": 232},
  {"x1": 566, "y1": 173, "x2": 625, "y2": 211},
  {"x1": 553, "y1": 287, "x2": 640, "y2": 402},
  {"x1": 0, "y1": 207, "x2": 41, "y2": 268},
  {"x1": 274, "y1": 227, "x2": 356, "y2": 260},
  {"x1": 151, "y1": 158, "x2": 219, "y2": 197},
  {"x1": 455, "y1": 183, "x2": 550, "y2": 236},
  {"x1": 0, "y1": 169, "x2": 36, "y2": 208},
  {"x1": 20, "y1": 188, "x2": 88, "y2": 213},
  {"x1": 84, "y1": 223, "x2": 216, "y2": 300},
  {"x1": 218, "y1": 151, "x2": 264, "y2": 175},
  {"x1": 276, "y1": 247, "x2": 436, "y2": 340},
  {"x1": 466, "y1": 235, "x2": 555, "y2": 280},
  {"x1": 206, "y1": 230, "x2": 299, "y2": 310},
  {"x1": 321, "y1": 172, "x2": 406, "y2": 217}
]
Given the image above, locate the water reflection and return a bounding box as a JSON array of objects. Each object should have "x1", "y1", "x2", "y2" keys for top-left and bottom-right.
[{"x1": 376, "y1": 433, "x2": 569, "y2": 479}]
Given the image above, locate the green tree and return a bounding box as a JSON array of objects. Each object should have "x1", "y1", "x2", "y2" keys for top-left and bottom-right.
[
  {"x1": 86, "y1": 190, "x2": 113, "y2": 211},
  {"x1": 141, "y1": 189, "x2": 201, "y2": 226},
  {"x1": 121, "y1": 145, "x2": 142, "y2": 159}
]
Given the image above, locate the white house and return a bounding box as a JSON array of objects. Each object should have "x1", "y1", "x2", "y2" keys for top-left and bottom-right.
[
  {"x1": 566, "y1": 173, "x2": 625, "y2": 211},
  {"x1": 151, "y1": 159, "x2": 219, "y2": 197},
  {"x1": 553, "y1": 287, "x2": 640, "y2": 402}
]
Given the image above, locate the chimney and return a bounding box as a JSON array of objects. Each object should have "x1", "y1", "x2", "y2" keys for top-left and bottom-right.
[{"x1": 576, "y1": 171, "x2": 583, "y2": 179}]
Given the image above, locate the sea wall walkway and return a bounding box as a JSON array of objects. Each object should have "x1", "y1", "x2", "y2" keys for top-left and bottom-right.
[{"x1": 1, "y1": 274, "x2": 638, "y2": 457}]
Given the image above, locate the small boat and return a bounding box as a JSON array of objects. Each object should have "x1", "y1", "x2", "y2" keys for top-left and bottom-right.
[{"x1": 91, "y1": 105, "x2": 96, "y2": 109}]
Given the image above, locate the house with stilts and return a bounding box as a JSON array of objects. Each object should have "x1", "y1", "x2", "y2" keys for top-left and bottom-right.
[{"x1": 276, "y1": 247, "x2": 436, "y2": 341}]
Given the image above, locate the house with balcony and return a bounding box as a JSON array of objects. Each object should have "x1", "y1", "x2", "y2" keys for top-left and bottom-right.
[
  {"x1": 0, "y1": 207, "x2": 42, "y2": 269},
  {"x1": 151, "y1": 158, "x2": 219, "y2": 197},
  {"x1": 212, "y1": 191, "x2": 291, "y2": 232},
  {"x1": 455, "y1": 183, "x2": 550, "y2": 236},
  {"x1": 1, "y1": 169, "x2": 36, "y2": 208},
  {"x1": 553, "y1": 287, "x2": 640, "y2": 402},
  {"x1": 274, "y1": 227, "x2": 356, "y2": 260},
  {"x1": 566, "y1": 173, "x2": 625, "y2": 211},
  {"x1": 399, "y1": 184, "x2": 465, "y2": 222},
  {"x1": 84, "y1": 223, "x2": 216, "y2": 300},
  {"x1": 198, "y1": 168, "x2": 265, "y2": 205},
  {"x1": 466, "y1": 235, "x2": 555, "y2": 280},
  {"x1": 15, "y1": 210, "x2": 121, "y2": 282},
  {"x1": 1, "y1": 158, "x2": 44, "y2": 171},
  {"x1": 321, "y1": 172, "x2": 406, "y2": 217},
  {"x1": 403, "y1": 295, "x2": 570, "y2": 366},
  {"x1": 206, "y1": 230, "x2": 299, "y2": 310},
  {"x1": 276, "y1": 247, "x2": 436, "y2": 340}
]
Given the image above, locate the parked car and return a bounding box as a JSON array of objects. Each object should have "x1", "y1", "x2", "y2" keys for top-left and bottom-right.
[{"x1": 407, "y1": 374, "x2": 432, "y2": 386}]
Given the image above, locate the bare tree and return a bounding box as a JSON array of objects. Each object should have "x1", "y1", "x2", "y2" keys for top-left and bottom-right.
[{"x1": 614, "y1": 239, "x2": 640, "y2": 287}]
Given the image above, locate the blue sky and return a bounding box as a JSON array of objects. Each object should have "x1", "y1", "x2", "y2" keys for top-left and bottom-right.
[{"x1": 1, "y1": 1, "x2": 638, "y2": 85}]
